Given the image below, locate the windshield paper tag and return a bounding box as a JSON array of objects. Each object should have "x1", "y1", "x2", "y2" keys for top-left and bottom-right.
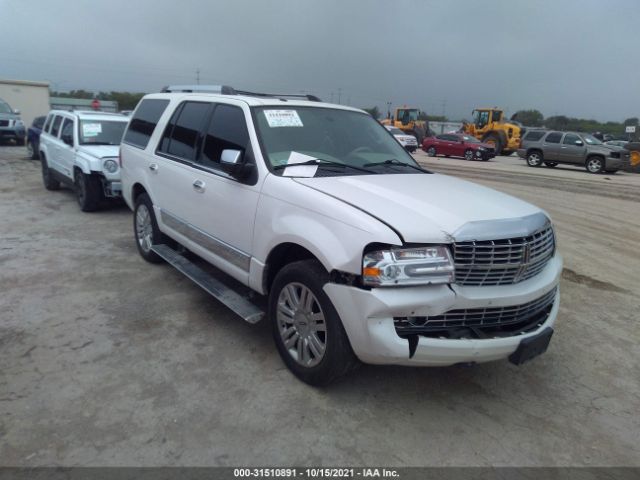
[
  {"x1": 82, "y1": 123, "x2": 102, "y2": 137},
  {"x1": 264, "y1": 110, "x2": 303, "y2": 128},
  {"x1": 282, "y1": 151, "x2": 318, "y2": 177}
]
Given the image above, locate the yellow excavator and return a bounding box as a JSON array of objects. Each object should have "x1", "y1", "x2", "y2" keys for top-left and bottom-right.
[
  {"x1": 380, "y1": 106, "x2": 428, "y2": 142},
  {"x1": 462, "y1": 107, "x2": 522, "y2": 155}
]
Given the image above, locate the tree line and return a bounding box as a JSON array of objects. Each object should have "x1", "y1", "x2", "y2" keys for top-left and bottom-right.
[{"x1": 507, "y1": 109, "x2": 636, "y2": 136}]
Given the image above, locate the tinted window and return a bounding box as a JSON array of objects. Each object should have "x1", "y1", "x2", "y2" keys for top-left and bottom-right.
[
  {"x1": 43, "y1": 114, "x2": 53, "y2": 133},
  {"x1": 50, "y1": 116, "x2": 63, "y2": 137},
  {"x1": 524, "y1": 131, "x2": 545, "y2": 141},
  {"x1": 200, "y1": 105, "x2": 249, "y2": 169},
  {"x1": 158, "y1": 101, "x2": 211, "y2": 160},
  {"x1": 563, "y1": 133, "x2": 581, "y2": 145},
  {"x1": 545, "y1": 132, "x2": 563, "y2": 143},
  {"x1": 123, "y1": 99, "x2": 170, "y2": 149},
  {"x1": 60, "y1": 118, "x2": 74, "y2": 141}
]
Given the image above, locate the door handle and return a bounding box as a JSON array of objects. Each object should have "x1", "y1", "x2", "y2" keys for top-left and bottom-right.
[
  {"x1": 192, "y1": 180, "x2": 205, "y2": 192},
  {"x1": 149, "y1": 163, "x2": 158, "y2": 172}
]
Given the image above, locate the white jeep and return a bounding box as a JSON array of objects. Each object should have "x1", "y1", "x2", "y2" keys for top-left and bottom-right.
[
  {"x1": 120, "y1": 85, "x2": 562, "y2": 385},
  {"x1": 39, "y1": 110, "x2": 130, "y2": 211}
]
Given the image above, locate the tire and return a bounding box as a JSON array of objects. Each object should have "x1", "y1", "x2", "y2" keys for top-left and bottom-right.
[
  {"x1": 270, "y1": 259, "x2": 359, "y2": 386},
  {"x1": 40, "y1": 154, "x2": 61, "y2": 191},
  {"x1": 544, "y1": 161, "x2": 558, "y2": 168},
  {"x1": 604, "y1": 169, "x2": 619, "y2": 174},
  {"x1": 133, "y1": 193, "x2": 164, "y2": 263},
  {"x1": 585, "y1": 156, "x2": 604, "y2": 174},
  {"x1": 502, "y1": 150, "x2": 513, "y2": 156},
  {"x1": 526, "y1": 151, "x2": 543, "y2": 167},
  {"x1": 464, "y1": 149, "x2": 474, "y2": 161},
  {"x1": 483, "y1": 134, "x2": 503, "y2": 155},
  {"x1": 74, "y1": 170, "x2": 103, "y2": 212},
  {"x1": 426, "y1": 146, "x2": 437, "y2": 157},
  {"x1": 27, "y1": 141, "x2": 39, "y2": 160}
]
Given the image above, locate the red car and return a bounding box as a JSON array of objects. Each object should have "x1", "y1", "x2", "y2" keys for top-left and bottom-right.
[{"x1": 422, "y1": 133, "x2": 496, "y2": 161}]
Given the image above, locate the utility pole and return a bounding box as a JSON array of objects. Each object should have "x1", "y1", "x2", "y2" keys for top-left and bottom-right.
[
  {"x1": 386, "y1": 101, "x2": 392, "y2": 119},
  {"x1": 196, "y1": 68, "x2": 200, "y2": 85},
  {"x1": 441, "y1": 99, "x2": 446, "y2": 119},
  {"x1": 337, "y1": 88, "x2": 342, "y2": 105}
]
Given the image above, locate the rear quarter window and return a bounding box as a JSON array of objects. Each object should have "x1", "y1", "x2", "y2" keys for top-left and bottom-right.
[
  {"x1": 123, "y1": 99, "x2": 170, "y2": 149},
  {"x1": 524, "y1": 131, "x2": 545, "y2": 141}
]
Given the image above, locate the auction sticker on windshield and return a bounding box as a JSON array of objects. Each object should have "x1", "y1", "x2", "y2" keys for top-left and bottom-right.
[
  {"x1": 264, "y1": 110, "x2": 303, "y2": 127},
  {"x1": 82, "y1": 123, "x2": 102, "y2": 137}
]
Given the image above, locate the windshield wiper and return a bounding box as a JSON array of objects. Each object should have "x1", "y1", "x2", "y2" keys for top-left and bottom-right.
[
  {"x1": 273, "y1": 158, "x2": 374, "y2": 174},
  {"x1": 363, "y1": 158, "x2": 429, "y2": 173}
]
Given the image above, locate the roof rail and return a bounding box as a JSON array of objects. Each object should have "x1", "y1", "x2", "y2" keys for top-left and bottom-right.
[
  {"x1": 160, "y1": 85, "x2": 236, "y2": 94},
  {"x1": 160, "y1": 84, "x2": 322, "y2": 102}
]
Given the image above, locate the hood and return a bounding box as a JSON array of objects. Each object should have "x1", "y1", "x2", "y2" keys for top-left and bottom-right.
[
  {"x1": 294, "y1": 173, "x2": 542, "y2": 243},
  {"x1": 0, "y1": 112, "x2": 20, "y2": 120},
  {"x1": 77, "y1": 145, "x2": 120, "y2": 158}
]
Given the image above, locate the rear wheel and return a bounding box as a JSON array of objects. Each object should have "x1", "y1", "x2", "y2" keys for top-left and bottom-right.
[
  {"x1": 74, "y1": 171, "x2": 103, "y2": 212},
  {"x1": 270, "y1": 260, "x2": 358, "y2": 386},
  {"x1": 527, "y1": 151, "x2": 543, "y2": 167},
  {"x1": 483, "y1": 134, "x2": 503, "y2": 155},
  {"x1": 40, "y1": 154, "x2": 61, "y2": 190},
  {"x1": 426, "y1": 146, "x2": 437, "y2": 157},
  {"x1": 464, "y1": 149, "x2": 474, "y2": 161},
  {"x1": 585, "y1": 156, "x2": 604, "y2": 174},
  {"x1": 133, "y1": 193, "x2": 164, "y2": 263},
  {"x1": 544, "y1": 161, "x2": 558, "y2": 168}
]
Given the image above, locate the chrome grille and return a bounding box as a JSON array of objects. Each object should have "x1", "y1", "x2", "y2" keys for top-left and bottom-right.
[
  {"x1": 453, "y1": 225, "x2": 555, "y2": 286},
  {"x1": 394, "y1": 287, "x2": 557, "y2": 335}
]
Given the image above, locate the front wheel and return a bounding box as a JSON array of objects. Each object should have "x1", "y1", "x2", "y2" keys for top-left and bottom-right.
[
  {"x1": 270, "y1": 260, "x2": 358, "y2": 386},
  {"x1": 426, "y1": 146, "x2": 437, "y2": 157},
  {"x1": 74, "y1": 171, "x2": 102, "y2": 212},
  {"x1": 585, "y1": 156, "x2": 604, "y2": 174}
]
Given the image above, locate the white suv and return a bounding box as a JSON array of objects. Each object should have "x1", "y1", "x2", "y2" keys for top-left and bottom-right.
[
  {"x1": 121, "y1": 85, "x2": 562, "y2": 385},
  {"x1": 39, "y1": 110, "x2": 130, "y2": 211}
]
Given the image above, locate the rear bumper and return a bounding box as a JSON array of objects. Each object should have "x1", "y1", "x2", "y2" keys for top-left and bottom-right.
[{"x1": 324, "y1": 254, "x2": 562, "y2": 366}]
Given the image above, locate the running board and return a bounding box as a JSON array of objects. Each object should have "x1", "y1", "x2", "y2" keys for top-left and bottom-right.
[{"x1": 151, "y1": 244, "x2": 265, "y2": 324}]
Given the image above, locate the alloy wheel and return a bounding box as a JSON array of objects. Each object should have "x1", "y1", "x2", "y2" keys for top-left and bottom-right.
[
  {"x1": 135, "y1": 204, "x2": 154, "y2": 253},
  {"x1": 587, "y1": 158, "x2": 602, "y2": 173},
  {"x1": 527, "y1": 153, "x2": 542, "y2": 167},
  {"x1": 276, "y1": 282, "x2": 327, "y2": 367},
  {"x1": 465, "y1": 150, "x2": 474, "y2": 161}
]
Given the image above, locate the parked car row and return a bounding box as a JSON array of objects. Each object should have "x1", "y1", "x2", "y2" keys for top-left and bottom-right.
[
  {"x1": 36, "y1": 85, "x2": 562, "y2": 385},
  {"x1": 517, "y1": 129, "x2": 628, "y2": 173},
  {"x1": 0, "y1": 97, "x2": 26, "y2": 145}
]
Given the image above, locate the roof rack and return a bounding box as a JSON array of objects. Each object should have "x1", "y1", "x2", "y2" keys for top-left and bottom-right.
[{"x1": 160, "y1": 84, "x2": 322, "y2": 102}]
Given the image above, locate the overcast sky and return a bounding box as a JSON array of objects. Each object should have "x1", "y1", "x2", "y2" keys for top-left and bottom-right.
[{"x1": 0, "y1": 0, "x2": 637, "y2": 121}]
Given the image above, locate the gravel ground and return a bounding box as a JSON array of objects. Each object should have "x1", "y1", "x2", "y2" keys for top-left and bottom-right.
[{"x1": 1, "y1": 145, "x2": 639, "y2": 467}]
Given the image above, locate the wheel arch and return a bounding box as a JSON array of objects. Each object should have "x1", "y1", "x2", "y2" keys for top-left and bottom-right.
[{"x1": 262, "y1": 242, "x2": 325, "y2": 294}]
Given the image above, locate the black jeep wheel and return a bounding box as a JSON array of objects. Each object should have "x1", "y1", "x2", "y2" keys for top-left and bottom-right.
[
  {"x1": 74, "y1": 170, "x2": 102, "y2": 212},
  {"x1": 40, "y1": 154, "x2": 61, "y2": 190}
]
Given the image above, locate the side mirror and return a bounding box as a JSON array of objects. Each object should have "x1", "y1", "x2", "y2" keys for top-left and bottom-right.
[
  {"x1": 575, "y1": 140, "x2": 584, "y2": 146},
  {"x1": 13, "y1": 109, "x2": 20, "y2": 115},
  {"x1": 220, "y1": 149, "x2": 250, "y2": 177},
  {"x1": 62, "y1": 133, "x2": 73, "y2": 146}
]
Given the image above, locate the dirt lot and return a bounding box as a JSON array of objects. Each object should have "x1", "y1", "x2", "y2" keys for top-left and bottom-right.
[{"x1": 1, "y1": 146, "x2": 639, "y2": 467}]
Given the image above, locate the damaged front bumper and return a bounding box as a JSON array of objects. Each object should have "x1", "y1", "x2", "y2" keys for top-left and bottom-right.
[{"x1": 324, "y1": 254, "x2": 562, "y2": 366}]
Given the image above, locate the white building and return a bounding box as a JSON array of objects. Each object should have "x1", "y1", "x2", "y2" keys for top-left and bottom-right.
[{"x1": 0, "y1": 78, "x2": 51, "y2": 128}]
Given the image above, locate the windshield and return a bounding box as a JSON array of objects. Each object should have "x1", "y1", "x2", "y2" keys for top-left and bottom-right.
[
  {"x1": 254, "y1": 107, "x2": 420, "y2": 176},
  {"x1": 79, "y1": 120, "x2": 128, "y2": 145},
  {"x1": 0, "y1": 101, "x2": 13, "y2": 114},
  {"x1": 462, "y1": 135, "x2": 481, "y2": 143},
  {"x1": 582, "y1": 134, "x2": 602, "y2": 145},
  {"x1": 397, "y1": 109, "x2": 418, "y2": 122}
]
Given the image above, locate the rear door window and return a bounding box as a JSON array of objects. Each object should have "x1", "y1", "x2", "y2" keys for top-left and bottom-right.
[
  {"x1": 124, "y1": 99, "x2": 170, "y2": 149},
  {"x1": 199, "y1": 104, "x2": 250, "y2": 170},
  {"x1": 545, "y1": 132, "x2": 563, "y2": 143},
  {"x1": 563, "y1": 133, "x2": 581, "y2": 145},
  {"x1": 50, "y1": 116, "x2": 63, "y2": 137}
]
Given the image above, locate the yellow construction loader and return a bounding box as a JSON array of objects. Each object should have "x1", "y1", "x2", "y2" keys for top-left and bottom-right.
[{"x1": 462, "y1": 107, "x2": 522, "y2": 155}]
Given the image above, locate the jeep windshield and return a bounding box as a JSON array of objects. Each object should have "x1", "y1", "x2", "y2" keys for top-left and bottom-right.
[
  {"x1": 78, "y1": 120, "x2": 128, "y2": 145},
  {"x1": 253, "y1": 106, "x2": 423, "y2": 176},
  {"x1": 0, "y1": 101, "x2": 13, "y2": 114}
]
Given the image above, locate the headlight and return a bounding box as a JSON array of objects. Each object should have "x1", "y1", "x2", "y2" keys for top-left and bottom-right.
[
  {"x1": 363, "y1": 246, "x2": 454, "y2": 287},
  {"x1": 103, "y1": 159, "x2": 119, "y2": 173}
]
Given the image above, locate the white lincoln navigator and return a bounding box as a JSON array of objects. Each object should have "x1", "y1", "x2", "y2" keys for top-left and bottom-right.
[{"x1": 120, "y1": 85, "x2": 562, "y2": 385}]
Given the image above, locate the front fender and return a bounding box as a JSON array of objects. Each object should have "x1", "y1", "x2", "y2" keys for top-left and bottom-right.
[{"x1": 75, "y1": 153, "x2": 100, "y2": 175}]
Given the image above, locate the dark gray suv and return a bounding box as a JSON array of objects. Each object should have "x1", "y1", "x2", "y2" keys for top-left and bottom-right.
[{"x1": 517, "y1": 130, "x2": 627, "y2": 174}]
